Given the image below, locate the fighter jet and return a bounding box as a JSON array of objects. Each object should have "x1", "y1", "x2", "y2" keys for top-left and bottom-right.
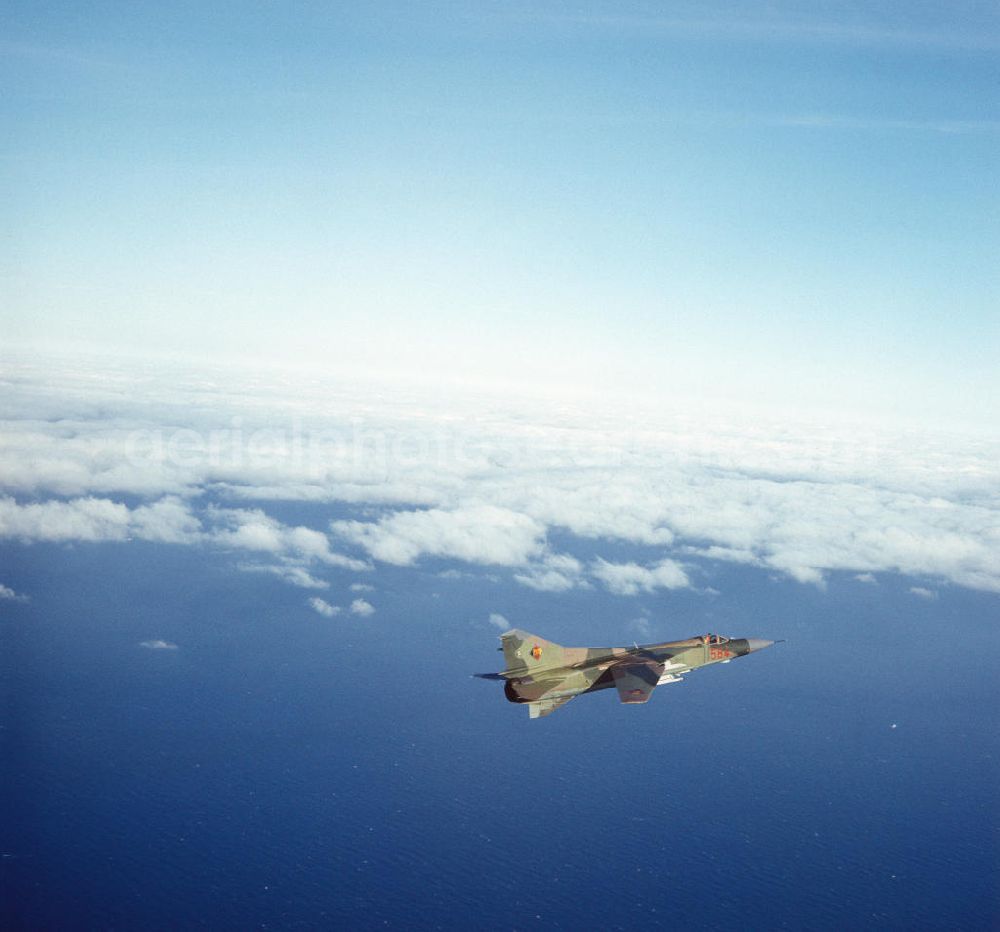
[{"x1": 476, "y1": 628, "x2": 776, "y2": 718}]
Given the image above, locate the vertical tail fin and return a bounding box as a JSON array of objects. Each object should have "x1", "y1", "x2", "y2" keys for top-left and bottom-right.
[{"x1": 499, "y1": 629, "x2": 566, "y2": 675}]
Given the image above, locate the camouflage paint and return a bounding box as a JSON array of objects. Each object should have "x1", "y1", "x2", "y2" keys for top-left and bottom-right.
[{"x1": 476, "y1": 629, "x2": 775, "y2": 719}]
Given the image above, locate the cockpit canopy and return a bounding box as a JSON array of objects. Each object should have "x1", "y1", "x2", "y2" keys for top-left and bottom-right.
[{"x1": 706, "y1": 634, "x2": 730, "y2": 645}]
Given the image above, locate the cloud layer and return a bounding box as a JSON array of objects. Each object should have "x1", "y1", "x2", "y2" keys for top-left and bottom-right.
[{"x1": 1, "y1": 352, "x2": 998, "y2": 597}]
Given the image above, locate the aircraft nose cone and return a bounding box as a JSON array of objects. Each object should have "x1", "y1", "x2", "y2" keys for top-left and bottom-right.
[{"x1": 745, "y1": 639, "x2": 775, "y2": 652}]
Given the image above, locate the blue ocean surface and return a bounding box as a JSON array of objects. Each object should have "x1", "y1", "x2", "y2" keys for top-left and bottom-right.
[{"x1": 2, "y1": 512, "x2": 998, "y2": 930}]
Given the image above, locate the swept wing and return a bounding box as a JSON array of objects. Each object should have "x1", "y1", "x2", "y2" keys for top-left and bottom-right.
[
  {"x1": 611, "y1": 659, "x2": 665, "y2": 704},
  {"x1": 527, "y1": 696, "x2": 576, "y2": 719}
]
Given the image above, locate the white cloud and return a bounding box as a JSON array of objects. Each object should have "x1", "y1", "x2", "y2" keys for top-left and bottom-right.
[
  {"x1": 0, "y1": 494, "x2": 201, "y2": 546},
  {"x1": 591, "y1": 557, "x2": 691, "y2": 596},
  {"x1": 349, "y1": 582, "x2": 374, "y2": 592},
  {"x1": 513, "y1": 568, "x2": 576, "y2": 592},
  {"x1": 855, "y1": 572, "x2": 877, "y2": 584},
  {"x1": 211, "y1": 507, "x2": 369, "y2": 570},
  {"x1": 909, "y1": 586, "x2": 938, "y2": 600},
  {"x1": 139, "y1": 639, "x2": 178, "y2": 650},
  {"x1": 0, "y1": 493, "x2": 371, "y2": 582},
  {"x1": 0, "y1": 583, "x2": 28, "y2": 603},
  {"x1": 514, "y1": 551, "x2": 585, "y2": 592},
  {"x1": 682, "y1": 545, "x2": 759, "y2": 565},
  {"x1": 350, "y1": 598, "x2": 375, "y2": 616},
  {"x1": 488, "y1": 612, "x2": 509, "y2": 629},
  {"x1": 239, "y1": 563, "x2": 330, "y2": 589},
  {"x1": 0, "y1": 495, "x2": 132, "y2": 542},
  {"x1": 629, "y1": 616, "x2": 653, "y2": 639},
  {"x1": 309, "y1": 597, "x2": 341, "y2": 617},
  {"x1": 332, "y1": 505, "x2": 545, "y2": 567},
  {"x1": 130, "y1": 496, "x2": 202, "y2": 544},
  {"x1": 763, "y1": 555, "x2": 826, "y2": 588}
]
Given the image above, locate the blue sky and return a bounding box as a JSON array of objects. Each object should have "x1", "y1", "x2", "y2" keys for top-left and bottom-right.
[{"x1": 3, "y1": 1, "x2": 998, "y2": 425}]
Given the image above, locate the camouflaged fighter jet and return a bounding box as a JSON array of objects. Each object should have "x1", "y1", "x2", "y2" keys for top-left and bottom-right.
[{"x1": 476, "y1": 629, "x2": 776, "y2": 718}]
